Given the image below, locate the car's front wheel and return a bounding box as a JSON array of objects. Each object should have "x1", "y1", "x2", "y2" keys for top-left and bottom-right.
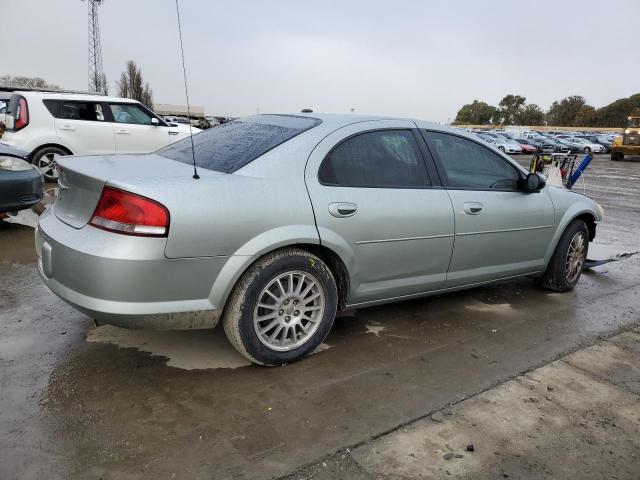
[
  {"x1": 584, "y1": 147, "x2": 591, "y2": 154},
  {"x1": 222, "y1": 248, "x2": 338, "y2": 365},
  {"x1": 537, "y1": 219, "x2": 589, "y2": 292}
]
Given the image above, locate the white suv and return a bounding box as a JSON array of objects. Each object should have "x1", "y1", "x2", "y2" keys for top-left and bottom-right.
[{"x1": 1, "y1": 91, "x2": 199, "y2": 181}]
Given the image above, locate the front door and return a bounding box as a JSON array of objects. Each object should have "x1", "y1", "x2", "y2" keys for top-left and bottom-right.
[
  {"x1": 422, "y1": 130, "x2": 555, "y2": 288},
  {"x1": 305, "y1": 121, "x2": 455, "y2": 306},
  {"x1": 108, "y1": 102, "x2": 169, "y2": 153}
]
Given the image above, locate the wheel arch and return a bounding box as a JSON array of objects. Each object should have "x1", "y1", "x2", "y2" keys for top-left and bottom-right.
[
  {"x1": 209, "y1": 242, "x2": 352, "y2": 323},
  {"x1": 544, "y1": 209, "x2": 597, "y2": 264},
  {"x1": 31, "y1": 143, "x2": 73, "y2": 160}
]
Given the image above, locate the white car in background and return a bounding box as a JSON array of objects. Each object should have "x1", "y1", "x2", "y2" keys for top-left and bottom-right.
[{"x1": 1, "y1": 92, "x2": 199, "y2": 181}]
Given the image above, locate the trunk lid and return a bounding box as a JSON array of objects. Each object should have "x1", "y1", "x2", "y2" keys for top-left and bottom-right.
[{"x1": 53, "y1": 154, "x2": 221, "y2": 228}]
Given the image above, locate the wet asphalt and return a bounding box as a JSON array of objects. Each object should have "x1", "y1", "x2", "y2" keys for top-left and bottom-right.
[{"x1": 1, "y1": 155, "x2": 639, "y2": 479}]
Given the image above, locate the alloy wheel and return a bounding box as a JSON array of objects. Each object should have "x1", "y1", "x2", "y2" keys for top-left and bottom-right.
[
  {"x1": 253, "y1": 270, "x2": 325, "y2": 352},
  {"x1": 565, "y1": 232, "x2": 586, "y2": 283},
  {"x1": 38, "y1": 152, "x2": 61, "y2": 181}
]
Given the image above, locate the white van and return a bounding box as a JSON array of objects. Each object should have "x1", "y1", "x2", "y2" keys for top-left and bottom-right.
[{"x1": 1, "y1": 91, "x2": 199, "y2": 181}]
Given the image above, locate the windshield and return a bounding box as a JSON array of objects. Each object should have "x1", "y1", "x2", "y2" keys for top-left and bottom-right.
[
  {"x1": 628, "y1": 118, "x2": 640, "y2": 128},
  {"x1": 157, "y1": 114, "x2": 322, "y2": 174}
]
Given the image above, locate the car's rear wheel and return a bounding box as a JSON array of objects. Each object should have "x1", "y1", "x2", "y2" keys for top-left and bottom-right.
[
  {"x1": 222, "y1": 247, "x2": 338, "y2": 365},
  {"x1": 31, "y1": 146, "x2": 67, "y2": 181},
  {"x1": 536, "y1": 219, "x2": 589, "y2": 292},
  {"x1": 611, "y1": 151, "x2": 624, "y2": 161}
]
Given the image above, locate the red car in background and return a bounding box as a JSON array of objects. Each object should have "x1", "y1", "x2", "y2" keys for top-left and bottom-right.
[{"x1": 515, "y1": 138, "x2": 539, "y2": 153}]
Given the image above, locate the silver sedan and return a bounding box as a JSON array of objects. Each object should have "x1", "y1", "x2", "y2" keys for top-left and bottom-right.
[{"x1": 36, "y1": 114, "x2": 603, "y2": 365}]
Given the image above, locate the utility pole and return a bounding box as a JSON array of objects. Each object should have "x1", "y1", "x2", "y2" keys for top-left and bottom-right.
[{"x1": 84, "y1": 0, "x2": 106, "y2": 94}]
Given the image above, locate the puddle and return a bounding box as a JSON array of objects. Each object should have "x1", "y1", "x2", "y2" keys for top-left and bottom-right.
[
  {"x1": 465, "y1": 300, "x2": 514, "y2": 314},
  {"x1": 365, "y1": 324, "x2": 385, "y2": 336},
  {"x1": 86, "y1": 324, "x2": 331, "y2": 370}
]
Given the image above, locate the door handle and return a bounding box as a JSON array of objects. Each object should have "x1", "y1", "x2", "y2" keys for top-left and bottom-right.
[
  {"x1": 115, "y1": 128, "x2": 130, "y2": 134},
  {"x1": 328, "y1": 202, "x2": 358, "y2": 218},
  {"x1": 463, "y1": 202, "x2": 484, "y2": 215},
  {"x1": 59, "y1": 125, "x2": 75, "y2": 131}
]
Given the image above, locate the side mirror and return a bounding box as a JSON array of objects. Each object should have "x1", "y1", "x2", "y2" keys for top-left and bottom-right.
[
  {"x1": 525, "y1": 172, "x2": 546, "y2": 192},
  {"x1": 151, "y1": 117, "x2": 161, "y2": 126}
]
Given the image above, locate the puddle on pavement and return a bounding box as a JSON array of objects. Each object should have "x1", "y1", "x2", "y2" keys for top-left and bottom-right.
[
  {"x1": 465, "y1": 300, "x2": 514, "y2": 314},
  {"x1": 365, "y1": 324, "x2": 385, "y2": 336},
  {"x1": 86, "y1": 324, "x2": 331, "y2": 370}
]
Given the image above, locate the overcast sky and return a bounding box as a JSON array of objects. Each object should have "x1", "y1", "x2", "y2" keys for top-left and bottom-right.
[{"x1": 4, "y1": 0, "x2": 639, "y2": 121}]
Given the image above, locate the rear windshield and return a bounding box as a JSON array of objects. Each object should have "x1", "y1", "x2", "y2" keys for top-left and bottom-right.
[{"x1": 157, "y1": 114, "x2": 322, "y2": 173}]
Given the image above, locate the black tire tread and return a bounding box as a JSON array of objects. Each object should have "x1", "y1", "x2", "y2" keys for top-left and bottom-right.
[
  {"x1": 537, "y1": 219, "x2": 588, "y2": 292},
  {"x1": 222, "y1": 247, "x2": 337, "y2": 366}
]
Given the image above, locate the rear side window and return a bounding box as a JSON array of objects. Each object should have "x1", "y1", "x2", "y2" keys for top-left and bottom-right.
[
  {"x1": 423, "y1": 131, "x2": 521, "y2": 191},
  {"x1": 158, "y1": 114, "x2": 322, "y2": 174},
  {"x1": 44, "y1": 100, "x2": 105, "y2": 121},
  {"x1": 318, "y1": 130, "x2": 429, "y2": 188}
]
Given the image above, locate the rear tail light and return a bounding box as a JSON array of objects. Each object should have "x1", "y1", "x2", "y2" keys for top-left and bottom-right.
[
  {"x1": 14, "y1": 96, "x2": 29, "y2": 131},
  {"x1": 89, "y1": 187, "x2": 170, "y2": 237}
]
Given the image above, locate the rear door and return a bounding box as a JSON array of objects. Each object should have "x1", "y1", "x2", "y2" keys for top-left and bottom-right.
[
  {"x1": 421, "y1": 130, "x2": 555, "y2": 288},
  {"x1": 107, "y1": 102, "x2": 170, "y2": 153},
  {"x1": 48, "y1": 100, "x2": 115, "y2": 155},
  {"x1": 305, "y1": 120, "x2": 455, "y2": 306}
]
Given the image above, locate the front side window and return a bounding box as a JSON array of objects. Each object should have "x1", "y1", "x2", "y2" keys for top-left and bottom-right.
[
  {"x1": 318, "y1": 130, "x2": 429, "y2": 188},
  {"x1": 423, "y1": 131, "x2": 521, "y2": 191},
  {"x1": 109, "y1": 103, "x2": 153, "y2": 125}
]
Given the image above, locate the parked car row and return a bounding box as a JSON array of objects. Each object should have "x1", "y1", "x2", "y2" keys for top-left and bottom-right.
[{"x1": 468, "y1": 128, "x2": 616, "y2": 154}]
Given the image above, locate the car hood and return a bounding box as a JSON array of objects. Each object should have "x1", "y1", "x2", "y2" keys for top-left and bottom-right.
[{"x1": 0, "y1": 142, "x2": 29, "y2": 159}]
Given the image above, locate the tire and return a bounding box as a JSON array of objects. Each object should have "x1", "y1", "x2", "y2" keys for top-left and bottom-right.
[
  {"x1": 222, "y1": 247, "x2": 338, "y2": 365},
  {"x1": 611, "y1": 151, "x2": 624, "y2": 161},
  {"x1": 584, "y1": 147, "x2": 591, "y2": 154},
  {"x1": 498, "y1": 146, "x2": 505, "y2": 152},
  {"x1": 31, "y1": 146, "x2": 68, "y2": 182},
  {"x1": 536, "y1": 219, "x2": 589, "y2": 292}
]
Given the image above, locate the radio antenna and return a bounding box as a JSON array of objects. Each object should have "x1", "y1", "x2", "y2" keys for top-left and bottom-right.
[{"x1": 174, "y1": 0, "x2": 199, "y2": 179}]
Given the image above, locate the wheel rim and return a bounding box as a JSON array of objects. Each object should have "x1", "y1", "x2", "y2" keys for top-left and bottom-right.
[
  {"x1": 253, "y1": 270, "x2": 325, "y2": 352},
  {"x1": 38, "y1": 152, "x2": 61, "y2": 180},
  {"x1": 565, "y1": 232, "x2": 586, "y2": 283},
  {"x1": 585, "y1": 147, "x2": 590, "y2": 154}
]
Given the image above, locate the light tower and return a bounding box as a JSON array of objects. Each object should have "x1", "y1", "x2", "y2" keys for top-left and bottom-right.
[{"x1": 84, "y1": 0, "x2": 106, "y2": 94}]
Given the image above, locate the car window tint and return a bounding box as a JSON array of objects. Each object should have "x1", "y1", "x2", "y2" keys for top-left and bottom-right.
[
  {"x1": 157, "y1": 114, "x2": 322, "y2": 174},
  {"x1": 52, "y1": 101, "x2": 105, "y2": 122},
  {"x1": 424, "y1": 131, "x2": 521, "y2": 191},
  {"x1": 318, "y1": 130, "x2": 429, "y2": 188},
  {"x1": 110, "y1": 103, "x2": 152, "y2": 125}
]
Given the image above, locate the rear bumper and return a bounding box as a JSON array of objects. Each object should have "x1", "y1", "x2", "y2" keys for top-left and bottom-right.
[
  {"x1": 35, "y1": 209, "x2": 226, "y2": 330},
  {"x1": 0, "y1": 168, "x2": 44, "y2": 213}
]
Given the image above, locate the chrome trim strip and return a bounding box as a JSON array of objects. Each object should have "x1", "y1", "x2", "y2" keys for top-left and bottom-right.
[
  {"x1": 456, "y1": 225, "x2": 553, "y2": 237},
  {"x1": 355, "y1": 233, "x2": 454, "y2": 245}
]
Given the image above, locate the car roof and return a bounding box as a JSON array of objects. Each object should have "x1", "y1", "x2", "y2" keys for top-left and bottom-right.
[{"x1": 14, "y1": 91, "x2": 141, "y2": 103}]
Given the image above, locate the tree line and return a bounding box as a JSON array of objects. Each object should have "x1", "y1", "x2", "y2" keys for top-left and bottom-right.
[
  {"x1": 454, "y1": 93, "x2": 640, "y2": 128},
  {"x1": 0, "y1": 60, "x2": 154, "y2": 110}
]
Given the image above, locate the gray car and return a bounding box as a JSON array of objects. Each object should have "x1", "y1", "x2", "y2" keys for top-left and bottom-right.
[{"x1": 36, "y1": 114, "x2": 603, "y2": 365}]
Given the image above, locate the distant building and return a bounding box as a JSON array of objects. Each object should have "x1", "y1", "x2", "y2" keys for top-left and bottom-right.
[{"x1": 154, "y1": 103, "x2": 205, "y2": 118}]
